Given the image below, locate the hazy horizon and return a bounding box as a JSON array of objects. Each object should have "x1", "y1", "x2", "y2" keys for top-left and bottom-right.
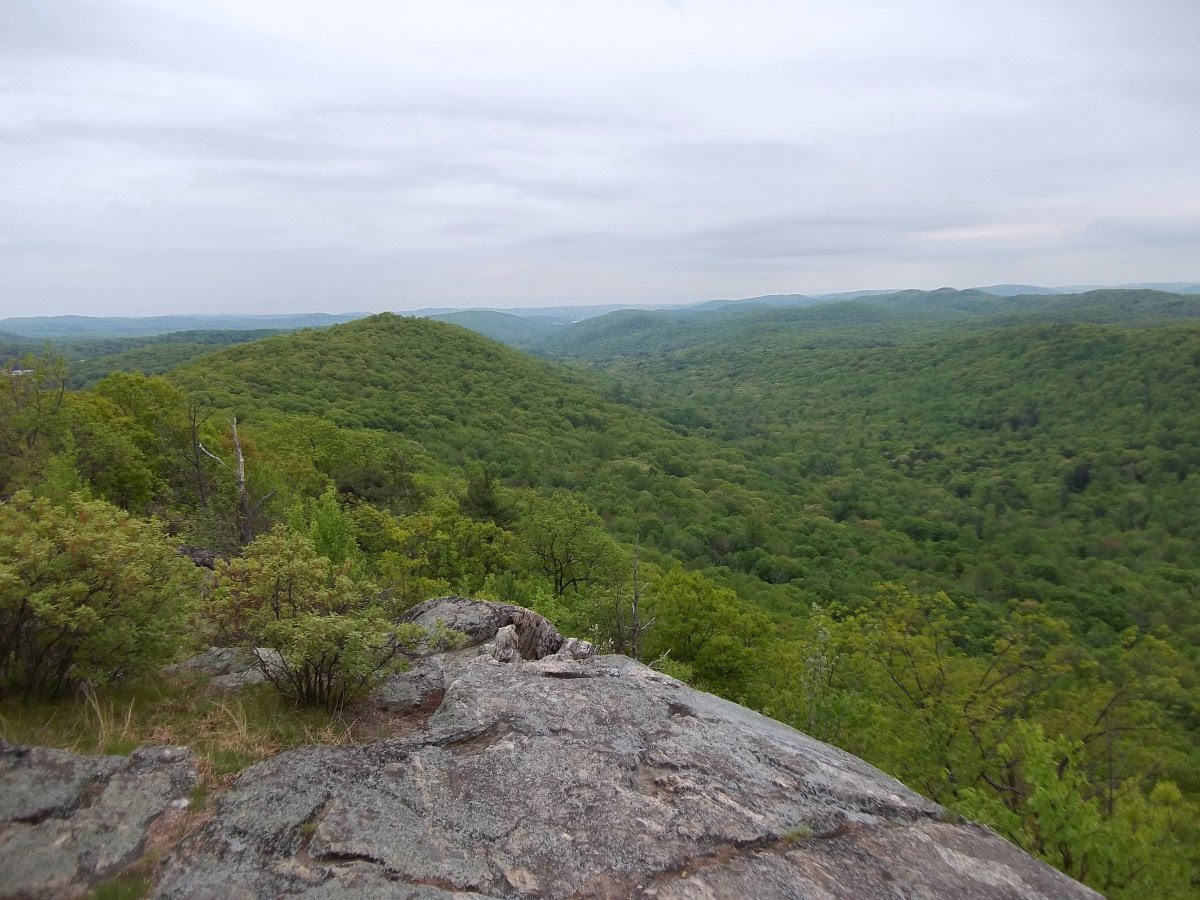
[
  {"x1": 3, "y1": 1, "x2": 1198, "y2": 317},
  {"x1": 6, "y1": 280, "x2": 1200, "y2": 326}
]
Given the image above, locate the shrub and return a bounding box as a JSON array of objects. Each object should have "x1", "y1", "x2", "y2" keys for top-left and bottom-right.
[
  {"x1": 257, "y1": 614, "x2": 424, "y2": 711},
  {"x1": 210, "y1": 526, "x2": 446, "y2": 710},
  {"x1": 207, "y1": 526, "x2": 346, "y2": 644},
  {"x1": 0, "y1": 493, "x2": 201, "y2": 697}
]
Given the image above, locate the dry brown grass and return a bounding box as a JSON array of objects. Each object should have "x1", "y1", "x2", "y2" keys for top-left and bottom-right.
[{"x1": 1, "y1": 674, "x2": 357, "y2": 779}]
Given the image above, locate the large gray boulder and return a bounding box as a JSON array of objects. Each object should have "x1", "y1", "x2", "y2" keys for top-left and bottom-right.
[
  {"x1": 401, "y1": 595, "x2": 568, "y2": 660},
  {"x1": 0, "y1": 741, "x2": 199, "y2": 898},
  {"x1": 149, "y1": 600, "x2": 1096, "y2": 899},
  {"x1": 0, "y1": 600, "x2": 1098, "y2": 898}
]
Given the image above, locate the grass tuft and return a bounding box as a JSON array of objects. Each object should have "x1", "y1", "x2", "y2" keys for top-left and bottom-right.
[
  {"x1": 0, "y1": 674, "x2": 355, "y2": 778},
  {"x1": 782, "y1": 824, "x2": 815, "y2": 841},
  {"x1": 88, "y1": 874, "x2": 151, "y2": 900}
]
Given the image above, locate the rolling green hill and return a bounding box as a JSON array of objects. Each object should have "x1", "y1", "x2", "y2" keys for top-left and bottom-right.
[
  {"x1": 168, "y1": 313, "x2": 714, "y2": 485},
  {"x1": 605, "y1": 320, "x2": 1200, "y2": 631},
  {"x1": 164, "y1": 308, "x2": 1200, "y2": 648},
  {"x1": 448, "y1": 288, "x2": 1200, "y2": 361},
  {"x1": 6, "y1": 299, "x2": 1200, "y2": 894},
  {"x1": 62, "y1": 329, "x2": 291, "y2": 387},
  {"x1": 425, "y1": 310, "x2": 567, "y2": 350}
]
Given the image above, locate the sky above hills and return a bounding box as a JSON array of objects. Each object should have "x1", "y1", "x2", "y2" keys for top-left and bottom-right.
[{"x1": 2, "y1": 0, "x2": 1198, "y2": 316}]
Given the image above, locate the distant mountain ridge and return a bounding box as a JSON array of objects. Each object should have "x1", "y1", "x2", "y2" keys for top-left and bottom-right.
[
  {"x1": 0, "y1": 312, "x2": 366, "y2": 339},
  {"x1": 975, "y1": 281, "x2": 1200, "y2": 297},
  {"x1": 425, "y1": 310, "x2": 568, "y2": 350},
  {"x1": 509, "y1": 287, "x2": 1200, "y2": 361},
  {"x1": 8, "y1": 282, "x2": 1199, "y2": 343}
]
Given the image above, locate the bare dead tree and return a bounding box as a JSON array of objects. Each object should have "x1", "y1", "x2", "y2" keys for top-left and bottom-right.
[{"x1": 198, "y1": 417, "x2": 274, "y2": 546}]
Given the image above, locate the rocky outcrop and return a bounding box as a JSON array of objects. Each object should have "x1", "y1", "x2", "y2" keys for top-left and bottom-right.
[
  {"x1": 177, "y1": 545, "x2": 220, "y2": 569},
  {"x1": 400, "y1": 595, "x2": 570, "y2": 660},
  {"x1": 1, "y1": 599, "x2": 1099, "y2": 899},
  {"x1": 161, "y1": 644, "x2": 280, "y2": 692},
  {"x1": 0, "y1": 741, "x2": 199, "y2": 898}
]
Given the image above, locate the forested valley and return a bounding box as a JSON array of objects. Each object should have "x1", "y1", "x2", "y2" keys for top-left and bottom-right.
[{"x1": 3, "y1": 288, "x2": 1199, "y2": 896}]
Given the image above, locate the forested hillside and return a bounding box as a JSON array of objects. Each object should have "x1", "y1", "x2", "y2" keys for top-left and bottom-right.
[
  {"x1": 3, "y1": 300, "x2": 1199, "y2": 896},
  {"x1": 0, "y1": 328, "x2": 337, "y2": 388},
  {"x1": 426, "y1": 310, "x2": 568, "y2": 351},
  {"x1": 515, "y1": 288, "x2": 1200, "y2": 360}
]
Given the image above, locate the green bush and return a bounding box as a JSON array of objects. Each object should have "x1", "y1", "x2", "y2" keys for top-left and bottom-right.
[
  {"x1": 258, "y1": 613, "x2": 423, "y2": 711},
  {"x1": 207, "y1": 525, "x2": 346, "y2": 644},
  {"x1": 209, "y1": 525, "x2": 436, "y2": 710},
  {"x1": 0, "y1": 492, "x2": 201, "y2": 697}
]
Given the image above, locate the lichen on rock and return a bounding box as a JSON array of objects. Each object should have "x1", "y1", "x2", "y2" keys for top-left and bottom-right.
[{"x1": 1, "y1": 599, "x2": 1099, "y2": 899}]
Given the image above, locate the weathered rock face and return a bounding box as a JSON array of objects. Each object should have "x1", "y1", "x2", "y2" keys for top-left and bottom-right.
[
  {"x1": 401, "y1": 595, "x2": 570, "y2": 661},
  {"x1": 0, "y1": 599, "x2": 1099, "y2": 899},
  {"x1": 0, "y1": 741, "x2": 199, "y2": 899},
  {"x1": 154, "y1": 599, "x2": 1094, "y2": 899}
]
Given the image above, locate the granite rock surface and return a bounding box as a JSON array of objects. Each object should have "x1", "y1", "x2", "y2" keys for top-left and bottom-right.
[{"x1": 2, "y1": 599, "x2": 1099, "y2": 899}]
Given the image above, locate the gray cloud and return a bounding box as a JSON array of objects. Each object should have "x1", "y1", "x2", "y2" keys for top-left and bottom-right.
[{"x1": 1, "y1": 0, "x2": 1197, "y2": 315}]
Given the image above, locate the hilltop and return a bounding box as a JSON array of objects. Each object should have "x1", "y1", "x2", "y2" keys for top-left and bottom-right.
[
  {"x1": 3, "y1": 290, "x2": 1199, "y2": 895},
  {"x1": 167, "y1": 312, "x2": 706, "y2": 479},
  {"x1": 519, "y1": 288, "x2": 1200, "y2": 360},
  {"x1": 0, "y1": 599, "x2": 1098, "y2": 899}
]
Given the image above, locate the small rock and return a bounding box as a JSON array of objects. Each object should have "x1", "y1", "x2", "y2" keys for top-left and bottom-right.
[
  {"x1": 401, "y1": 597, "x2": 565, "y2": 660},
  {"x1": 177, "y1": 546, "x2": 220, "y2": 569},
  {"x1": 253, "y1": 647, "x2": 285, "y2": 677},
  {"x1": 207, "y1": 668, "x2": 267, "y2": 693},
  {"x1": 555, "y1": 637, "x2": 596, "y2": 660},
  {"x1": 374, "y1": 658, "x2": 446, "y2": 712},
  {"x1": 164, "y1": 646, "x2": 252, "y2": 677},
  {"x1": 491, "y1": 625, "x2": 519, "y2": 663}
]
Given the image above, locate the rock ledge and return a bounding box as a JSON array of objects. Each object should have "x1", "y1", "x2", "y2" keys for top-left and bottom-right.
[{"x1": 1, "y1": 598, "x2": 1098, "y2": 899}]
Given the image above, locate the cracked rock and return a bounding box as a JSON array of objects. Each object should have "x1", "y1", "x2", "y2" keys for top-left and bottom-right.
[
  {"x1": 151, "y1": 601, "x2": 1097, "y2": 899},
  {"x1": 491, "y1": 625, "x2": 519, "y2": 663},
  {"x1": 0, "y1": 742, "x2": 199, "y2": 898},
  {"x1": 4, "y1": 601, "x2": 1099, "y2": 899}
]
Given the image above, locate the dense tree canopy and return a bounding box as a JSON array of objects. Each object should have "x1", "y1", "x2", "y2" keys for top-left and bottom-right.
[{"x1": 2, "y1": 291, "x2": 1199, "y2": 894}]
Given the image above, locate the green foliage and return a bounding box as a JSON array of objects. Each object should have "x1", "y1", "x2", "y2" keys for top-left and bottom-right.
[
  {"x1": 842, "y1": 586, "x2": 1072, "y2": 802},
  {"x1": 756, "y1": 605, "x2": 854, "y2": 743},
  {"x1": 10, "y1": 297, "x2": 1200, "y2": 893},
  {"x1": 517, "y1": 492, "x2": 626, "y2": 596},
  {"x1": 167, "y1": 313, "x2": 705, "y2": 495},
  {"x1": 0, "y1": 493, "x2": 201, "y2": 697},
  {"x1": 374, "y1": 494, "x2": 517, "y2": 608},
  {"x1": 0, "y1": 353, "x2": 69, "y2": 495},
  {"x1": 956, "y1": 721, "x2": 1197, "y2": 897},
  {"x1": 760, "y1": 587, "x2": 1200, "y2": 894},
  {"x1": 67, "y1": 329, "x2": 292, "y2": 388},
  {"x1": 209, "y1": 526, "x2": 427, "y2": 710},
  {"x1": 643, "y1": 565, "x2": 770, "y2": 695},
  {"x1": 258, "y1": 613, "x2": 422, "y2": 711},
  {"x1": 88, "y1": 874, "x2": 151, "y2": 900},
  {"x1": 525, "y1": 288, "x2": 1200, "y2": 361},
  {"x1": 294, "y1": 488, "x2": 359, "y2": 567},
  {"x1": 460, "y1": 463, "x2": 513, "y2": 525},
  {"x1": 208, "y1": 526, "x2": 355, "y2": 643}
]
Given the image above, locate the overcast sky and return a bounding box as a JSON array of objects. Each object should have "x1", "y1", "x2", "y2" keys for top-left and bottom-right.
[{"x1": 2, "y1": 0, "x2": 1198, "y2": 316}]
